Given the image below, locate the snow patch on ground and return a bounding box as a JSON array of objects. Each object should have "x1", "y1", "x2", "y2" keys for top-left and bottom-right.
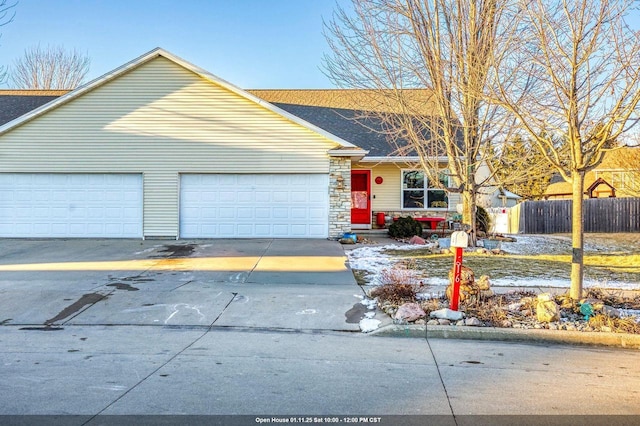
[
  {"x1": 359, "y1": 318, "x2": 381, "y2": 333},
  {"x1": 347, "y1": 236, "x2": 640, "y2": 290}
]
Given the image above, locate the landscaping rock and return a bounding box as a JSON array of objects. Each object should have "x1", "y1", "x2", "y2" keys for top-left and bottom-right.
[
  {"x1": 465, "y1": 317, "x2": 482, "y2": 326},
  {"x1": 602, "y1": 305, "x2": 621, "y2": 318},
  {"x1": 446, "y1": 265, "x2": 478, "y2": 304},
  {"x1": 415, "y1": 319, "x2": 426, "y2": 325},
  {"x1": 477, "y1": 275, "x2": 491, "y2": 291},
  {"x1": 430, "y1": 308, "x2": 464, "y2": 321},
  {"x1": 508, "y1": 302, "x2": 523, "y2": 312},
  {"x1": 438, "y1": 319, "x2": 451, "y2": 325},
  {"x1": 408, "y1": 235, "x2": 426, "y2": 245},
  {"x1": 427, "y1": 319, "x2": 439, "y2": 325},
  {"x1": 394, "y1": 302, "x2": 426, "y2": 322},
  {"x1": 536, "y1": 293, "x2": 560, "y2": 323}
]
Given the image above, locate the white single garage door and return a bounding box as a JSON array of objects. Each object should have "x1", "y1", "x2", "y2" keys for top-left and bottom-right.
[
  {"x1": 180, "y1": 174, "x2": 329, "y2": 238},
  {"x1": 0, "y1": 174, "x2": 143, "y2": 238}
]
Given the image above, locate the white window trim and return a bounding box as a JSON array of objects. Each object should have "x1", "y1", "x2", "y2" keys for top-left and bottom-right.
[{"x1": 400, "y1": 169, "x2": 449, "y2": 210}]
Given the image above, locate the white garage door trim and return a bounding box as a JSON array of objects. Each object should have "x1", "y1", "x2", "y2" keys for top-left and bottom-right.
[
  {"x1": 180, "y1": 174, "x2": 329, "y2": 238},
  {"x1": 0, "y1": 173, "x2": 143, "y2": 238}
]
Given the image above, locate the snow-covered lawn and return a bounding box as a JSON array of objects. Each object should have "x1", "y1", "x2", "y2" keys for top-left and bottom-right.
[{"x1": 347, "y1": 234, "x2": 640, "y2": 291}]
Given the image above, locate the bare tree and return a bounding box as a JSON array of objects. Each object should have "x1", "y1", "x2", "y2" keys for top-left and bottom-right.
[
  {"x1": 0, "y1": 0, "x2": 16, "y2": 83},
  {"x1": 9, "y1": 44, "x2": 90, "y2": 89},
  {"x1": 495, "y1": 0, "x2": 640, "y2": 299},
  {"x1": 324, "y1": 0, "x2": 519, "y2": 244}
]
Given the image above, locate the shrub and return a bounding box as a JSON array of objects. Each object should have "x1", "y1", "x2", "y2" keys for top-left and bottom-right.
[
  {"x1": 388, "y1": 216, "x2": 423, "y2": 238},
  {"x1": 476, "y1": 206, "x2": 491, "y2": 234}
]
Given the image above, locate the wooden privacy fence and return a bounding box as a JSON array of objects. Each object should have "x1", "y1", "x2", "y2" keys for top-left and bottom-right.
[{"x1": 511, "y1": 198, "x2": 640, "y2": 234}]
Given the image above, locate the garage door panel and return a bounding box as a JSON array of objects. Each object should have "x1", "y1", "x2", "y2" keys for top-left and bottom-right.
[
  {"x1": 0, "y1": 173, "x2": 142, "y2": 238},
  {"x1": 180, "y1": 174, "x2": 328, "y2": 238}
]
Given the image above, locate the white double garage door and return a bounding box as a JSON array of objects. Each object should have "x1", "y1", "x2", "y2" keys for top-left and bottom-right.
[{"x1": 0, "y1": 173, "x2": 329, "y2": 238}]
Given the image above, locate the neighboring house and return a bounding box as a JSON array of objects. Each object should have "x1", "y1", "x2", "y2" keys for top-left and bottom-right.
[
  {"x1": 0, "y1": 48, "x2": 365, "y2": 239},
  {"x1": 484, "y1": 187, "x2": 522, "y2": 208},
  {"x1": 544, "y1": 147, "x2": 640, "y2": 200}
]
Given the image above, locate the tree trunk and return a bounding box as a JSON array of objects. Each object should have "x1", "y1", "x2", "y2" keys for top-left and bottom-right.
[
  {"x1": 462, "y1": 190, "x2": 477, "y2": 246},
  {"x1": 570, "y1": 171, "x2": 585, "y2": 300}
]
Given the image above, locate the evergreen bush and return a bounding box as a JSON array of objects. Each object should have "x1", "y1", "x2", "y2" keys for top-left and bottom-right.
[{"x1": 388, "y1": 216, "x2": 423, "y2": 238}]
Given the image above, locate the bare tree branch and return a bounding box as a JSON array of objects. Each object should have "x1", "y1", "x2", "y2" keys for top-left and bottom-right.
[
  {"x1": 0, "y1": 0, "x2": 17, "y2": 84},
  {"x1": 9, "y1": 44, "x2": 91, "y2": 89},
  {"x1": 324, "y1": 0, "x2": 521, "y2": 244}
]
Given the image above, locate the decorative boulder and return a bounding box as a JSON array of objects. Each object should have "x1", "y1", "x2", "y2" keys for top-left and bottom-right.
[
  {"x1": 536, "y1": 293, "x2": 560, "y2": 323},
  {"x1": 394, "y1": 302, "x2": 426, "y2": 322},
  {"x1": 602, "y1": 305, "x2": 621, "y2": 318},
  {"x1": 446, "y1": 265, "x2": 478, "y2": 304},
  {"x1": 408, "y1": 235, "x2": 426, "y2": 245},
  {"x1": 430, "y1": 308, "x2": 465, "y2": 321},
  {"x1": 465, "y1": 317, "x2": 482, "y2": 326}
]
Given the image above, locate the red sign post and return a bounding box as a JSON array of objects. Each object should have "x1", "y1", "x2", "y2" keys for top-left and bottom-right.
[
  {"x1": 450, "y1": 246, "x2": 464, "y2": 311},
  {"x1": 449, "y1": 231, "x2": 469, "y2": 311}
]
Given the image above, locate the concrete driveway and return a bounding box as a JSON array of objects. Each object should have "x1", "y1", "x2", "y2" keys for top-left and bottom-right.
[{"x1": 0, "y1": 239, "x2": 363, "y2": 331}]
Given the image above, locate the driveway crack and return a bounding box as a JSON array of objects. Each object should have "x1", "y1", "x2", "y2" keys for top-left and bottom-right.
[
  {"x1": 84, "y1": 292, "x2": 238, "y2": 422},
  {"x1": 426, "y1": 326, "x2": 458, "y2": 425}
]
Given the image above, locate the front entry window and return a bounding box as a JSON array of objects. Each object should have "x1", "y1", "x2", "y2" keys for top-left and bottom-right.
[{"x1": 402, "y1": 170, "x2": 448, "y2": 209}]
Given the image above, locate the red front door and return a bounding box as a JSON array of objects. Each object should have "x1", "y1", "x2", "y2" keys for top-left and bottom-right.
[{"x1": 351, "y1": 170, "x2": 371, "y2": 225}]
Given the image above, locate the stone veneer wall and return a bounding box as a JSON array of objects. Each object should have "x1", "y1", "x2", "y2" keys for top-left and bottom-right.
[{"x1": 328, "y1": 157, "x2": 352, "y2": 239}]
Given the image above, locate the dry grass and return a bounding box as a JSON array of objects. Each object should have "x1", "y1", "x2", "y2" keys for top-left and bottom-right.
[
  {"x1": 585, "y1": 288, "x2": 640, "y2": 309},
  {"x1": 589, "y1": 314, "x2": 640, "y2": 334},
  {"x1": 370, "y1": 260, "x2": 427, "y2": 306},
  {"x1": 370, "y1": 283, "x2": 422, "y2": 306},
  {"x1": 379, "y1": 259, "x2": 425, "y2": 286}
]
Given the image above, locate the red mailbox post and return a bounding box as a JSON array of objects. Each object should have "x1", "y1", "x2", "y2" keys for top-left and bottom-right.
[{"x1": 449, "y1": 231, "x2": 469, "y2": 311}]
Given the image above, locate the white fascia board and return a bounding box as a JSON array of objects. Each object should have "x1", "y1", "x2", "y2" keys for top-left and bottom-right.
[
  {"x1": 328, "y1": 149, "x2": 368, "y2": 160},
  {"x1": 358, "y1": 156, "x2": 450, "y2": 163},
  {"x1": 0, "y1": 47, "x2": 358, "y2": 150}
]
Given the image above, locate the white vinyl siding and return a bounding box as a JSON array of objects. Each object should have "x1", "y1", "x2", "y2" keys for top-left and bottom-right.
[
  {"x1": 180, "y1": 174, "x2": 329, "y2": 238},
  {"x1": 0, "y1": 57, "x2": 337, "y2": 238},
  {"x1": 354, "y1": 163, "x2": 461, "y2": 211},
  {"x1": 0, "y1": 173, "x2": 142, "y2": 238}
]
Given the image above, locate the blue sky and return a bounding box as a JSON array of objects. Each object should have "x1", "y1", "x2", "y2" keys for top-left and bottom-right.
[{"x1": 0, "y1": 0, "x2": 348, "y2": 89}]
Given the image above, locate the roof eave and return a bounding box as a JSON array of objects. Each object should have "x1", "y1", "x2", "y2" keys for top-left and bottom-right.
[
  {"x1": 328, "y1": 148, "x2": 368, "y2": 160},
  {"x1": 357, "y1": 156, "x2": 450, "y2": 163}
]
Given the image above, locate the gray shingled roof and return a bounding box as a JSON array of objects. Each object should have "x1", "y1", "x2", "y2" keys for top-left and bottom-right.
[
  {"x1": 0, "y1": 95, "x2": 60, "y2": 126},
  {"x1": 271, "y1": 103, "x2": 417, "y2": 157}
]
